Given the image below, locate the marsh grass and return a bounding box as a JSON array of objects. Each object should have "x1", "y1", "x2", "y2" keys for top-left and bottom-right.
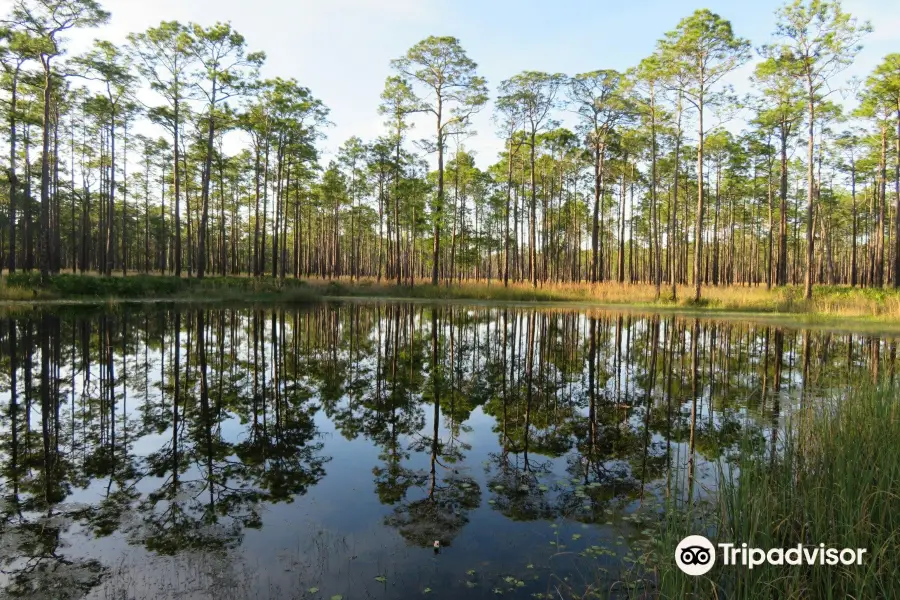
[
  {"x1": 4, "y1": 273, "x2": 900, "y2": 322},
  {"x1": 641, "y1": 383, "x2": 900, "y2": 599},
  {"x1": 1, "y1": 272, "x2": 320, "y2": 303},
  {"x1": 301, "y1": 278, "x2": 900, "y2": 318}
]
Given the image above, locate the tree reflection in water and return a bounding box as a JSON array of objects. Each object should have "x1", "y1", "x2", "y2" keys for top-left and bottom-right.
[{"x1": 0, "y1": 303, "x2": 895, "y2": 599}]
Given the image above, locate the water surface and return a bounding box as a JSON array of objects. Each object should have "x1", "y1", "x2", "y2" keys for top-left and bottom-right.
[{"x1": 0, "y1": 301, "x2": 896, "y2": 599}]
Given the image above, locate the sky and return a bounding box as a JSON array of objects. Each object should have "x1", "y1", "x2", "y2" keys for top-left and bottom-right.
[{"x1": 6, "y1": 0, "x2": 899, "y2": 169}]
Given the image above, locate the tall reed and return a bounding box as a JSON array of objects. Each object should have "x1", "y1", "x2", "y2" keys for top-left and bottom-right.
[{"x1": 644, "y1": 384, "x2": 900, "y2": 599}]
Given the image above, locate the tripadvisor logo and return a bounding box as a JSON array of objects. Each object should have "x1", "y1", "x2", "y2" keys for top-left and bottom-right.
[
  {"x1": 675, "y1": 535, "x2": 716, "y2": 576},
  {"x1": 675, "y1": 536, "x2": 868, "y2": 576}
]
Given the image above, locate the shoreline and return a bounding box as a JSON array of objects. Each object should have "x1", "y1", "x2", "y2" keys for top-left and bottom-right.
[{"x1": 2, "y1": 274, "x2": 899, "y2": 334}]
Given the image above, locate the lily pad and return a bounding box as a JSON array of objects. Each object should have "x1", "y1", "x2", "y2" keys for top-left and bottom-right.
[
  {"x1": 375, "y1": 576, "x2": 386, "y2": 583},
  {"x1": 308, "y1": 588, "x2": 319, "y2": 594}
]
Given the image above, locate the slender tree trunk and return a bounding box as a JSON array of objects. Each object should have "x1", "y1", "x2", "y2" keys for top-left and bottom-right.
[
  {"x1": 198, "y1": 79, "x2": 218, "y2": 279},
  {"x1": 777, "y1": 129, "x2": 789, "y2": 286},
  {"x1": 105, "y1": 108, "x2": 116, "y2": 277},
  {"x1": 24, "y1": 124, "x2": 32, "y2": 272},
  {"x1": 591, "y1": 143, "x2": 605, "y2": 283},
  {"x1": 52, "y1": 102, "x2": 60, "y2": 274},
  {"x1": 394, "y1": 126, "x2": 402, "y2": 286},
  {"x1": 766, "y1": 148, "x2": 774, "y2": 289},
  {"x1": 804, "y1": 86, "x2": 815, "y2": 299},
  {"x1": 529, "y1": 131, "x2": 537, "y2": 287},
  {"x1": 144, "y1": 150, "x2": 150, "y2": 273},
  {"x1": 670, "y1": 96, "x2": 682, "y2": 301},
  {"x1": 877, "y1": 124, "x2": 887, "y2": 287},
  {"x1": 253, "y1": 142, "x2": 261, "y2": 276},
  {"x1": 38, "y1": 60, "x2": 57, "y2": 283},
  {"x1": 693, "y1": 90, "x2": 704, "y2": 303},
  {"x1": 7, "y1": 66, "x2": 19, "y2": 274},
  {"x1": 504, "y1": 137, "x2": 513, "y2": 287},
  {"x1": 650, "y1": 89, "x2": 661, "y2": 298},
  {"x1": 893, "y1": 105, "x2": 900, "y2": 288},
  {"x1": 617, "y1": 161, "x2": 626, "y2": 283},
  {"x1": 173, "y1": 97, "x2": 182, "y2": 277},
  {"x1": 851, "y1": 164, "x2": 858, "y2": 287},
  {"x1": 432, "y1": 99, "x2": 443, "y2": 286},
  {"x1": 121, "y1": 118, "x2": 128, "y2": 276}
]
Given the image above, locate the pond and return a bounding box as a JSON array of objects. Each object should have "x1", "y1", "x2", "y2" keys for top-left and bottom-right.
[{"x1": 0, "y1": 301, "x2": 896, "y2": 600}]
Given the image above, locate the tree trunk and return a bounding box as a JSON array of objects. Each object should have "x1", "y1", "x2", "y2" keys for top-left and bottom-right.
[
  {"x1": 432, "y1": 98, "x2": 443, "y2": 286},
  {"x1": 877, "y1": 123, "x2": 887, "y2": 287},
  {"x1": 650, "y1": 89, "x2": 661, "y2": 298},
  {"x1": 7, "y1": 66, "x2": 19, "y2": 273},
  {"x1": 894, "y1": 105, "x2": 900, "y2": 288},
  {"x1": 173, "y1": 97, "x2": 182, "y2": 277},
  {"x1": 693, "y1": 91, "x2": 704, "y2": 302},
  {"x1": 198, "y1": 78, "x2": 218, "y2": 279},
  {"x1": 851, "y1": 163, "x2": 858, "y2": 286},
  {"x1": 776, "y1": 128, "x2": 789, "y2": 286},
  {"x1": 39, "y1": 60, "x2": 53, "y2": 283},
  {"x1": 504, "y1": 137, "x2": 513, "y2": 287},
  {"x1": 529, "y1": 131, "x2": 537, "y2": 288},
  {"x1": 121, "y1": 117, "x2": 128, "y2": 276},
  {"x1": 804, "y1": 88, "x2": 815, "y2": 299},
  {"x1": 591, "y1": 143, "x2": 604, "y2": 283}
]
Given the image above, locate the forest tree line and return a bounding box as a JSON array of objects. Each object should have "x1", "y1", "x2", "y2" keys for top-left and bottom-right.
[{"x1": 0, "y1": 0, "x2": 898, "y2": 301}]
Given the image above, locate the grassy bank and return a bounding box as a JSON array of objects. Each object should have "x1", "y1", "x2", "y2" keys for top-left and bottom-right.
[
  {"x1": 0, "y1": 272, "x2": 321, "y2": 303},
  {"x1": 3, "y1": 273, "x2": 900, "y2": 323},
  {"x1": 641, "y1": 384, "x2": 900, "y2": 599},
  {"x1": 320, "y1": 279, "x2": 900, "y2": 318}
]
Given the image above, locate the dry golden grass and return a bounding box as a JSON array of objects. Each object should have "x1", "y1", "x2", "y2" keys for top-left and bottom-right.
[
  {"x1": 0, "y1": 279, "x2": 51, "y2": 301},
  {"x1": 318, "y1": 277, "x2": 900, "y2": 319},
  {"x1": 4, "y1": 272, "x2": 899, "y2": 322}
]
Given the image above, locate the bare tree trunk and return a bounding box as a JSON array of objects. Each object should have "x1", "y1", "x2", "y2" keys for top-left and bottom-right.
[
  {"x1": 432, "y1": 98, "x2": 443, "y2": 286},
  {"x1": 893, "y1": 106, "x2": 900, "y2": 288},
  {"x1": 778, "y1": 128, "x2": 789, "y2": 286},
  {"x1": 7, "y1": 65, "x2": 20, "y2": 273},
  {"x1": 504, "y1": 136, "x2": 513, "y2": 287},
  {"x1": 39, "y1": 60, "x2": 53, "y2": 283},
  {"x1": 851, "y1": 164, "x2": 858, "y2": 286},
  {"x1": 198, "y1": 79, "x2": 218, "y2": 279},
  {"x1": 692, "y1": 91, "x2": 704, "y2": 303},
  {"x1": 173, "y1": 98, "x2": 182, "y2": 277},
  {"x1": 804, "y1": 87, "x2": 815, "y2": 299}
]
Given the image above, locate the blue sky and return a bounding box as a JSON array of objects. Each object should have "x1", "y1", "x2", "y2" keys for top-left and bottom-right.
[{"x1": 48, "y1": 0, "x2": 900, "y2": 167}]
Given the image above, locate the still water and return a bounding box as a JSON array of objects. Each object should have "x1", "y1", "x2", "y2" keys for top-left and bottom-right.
[{"x1": 0, "y1": 301, "x2": 896, "y2": 600}]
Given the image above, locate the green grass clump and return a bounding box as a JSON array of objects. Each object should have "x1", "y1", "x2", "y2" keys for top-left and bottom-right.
[{"x1": 643, "y1": 384, "x2": 900, "y2": 599}]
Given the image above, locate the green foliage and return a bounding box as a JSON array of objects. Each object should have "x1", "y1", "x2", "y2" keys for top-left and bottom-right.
[
  {"x1": 857, "y1": 53, "x2": 900, "y2": 121},
  {"x1": 644, "y1": 383, "x2": 900, "y2": 599},
  {"x1": 771, "y1": 0, "x2": 872, "y2": 97},
  {"x1": 657, "y1": 9, "x2": 751, "y2": 101}
]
